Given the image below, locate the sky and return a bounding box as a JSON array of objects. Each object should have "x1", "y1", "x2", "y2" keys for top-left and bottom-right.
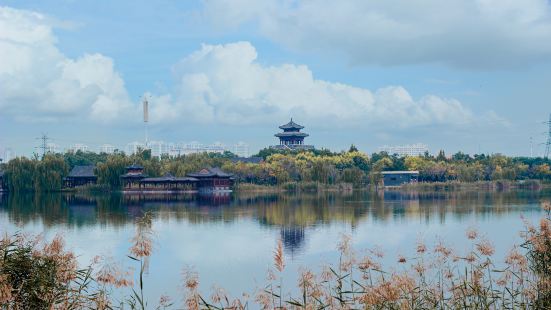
[{"x1": 1, "y1": 0, "x2": 551, "y2": 157}]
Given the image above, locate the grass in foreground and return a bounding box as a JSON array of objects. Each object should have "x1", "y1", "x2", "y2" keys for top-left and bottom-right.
[{"x1": 1, "y1": 203, "x2": 550, "y2": 309}]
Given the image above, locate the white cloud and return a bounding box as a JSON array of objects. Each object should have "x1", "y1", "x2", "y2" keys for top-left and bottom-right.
[
  {"x1": 148, "y1": 41, "x2": 473, "y2": 127},
  {"x1": 0, "y1": 6, "x2": 132, "y2": 122},
  {"x1": 201, "y1": 0, "x2": 551, "y2": 69},
  {"x1": 0, "y1": 6, "x2": 477, "y2": 129}
]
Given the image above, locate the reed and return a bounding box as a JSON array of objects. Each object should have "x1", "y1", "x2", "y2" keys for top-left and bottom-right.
[
  {"x1": 179, "y1": 201, "x2": 551, "y2": 309},
  {"x1": 1, "y1": 203, "x2": 550, "y2": 309}
]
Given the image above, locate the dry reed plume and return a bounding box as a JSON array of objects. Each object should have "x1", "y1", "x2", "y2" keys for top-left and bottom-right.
[{"x1": 1, "y1": 203, "x2": 550, "y2": 309}]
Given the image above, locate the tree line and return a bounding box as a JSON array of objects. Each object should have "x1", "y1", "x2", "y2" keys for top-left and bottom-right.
[{"x1": 1, "y1": 146, "x2": 550, "y2": 192}]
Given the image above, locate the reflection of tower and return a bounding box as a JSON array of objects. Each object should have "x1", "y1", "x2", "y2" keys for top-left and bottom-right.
[
  {"x1": 280, "y1": 226, "x2": 305, "y2": 256},
  {"x1": 545, "y1": 113, "x2": 551, "y2": 159}
]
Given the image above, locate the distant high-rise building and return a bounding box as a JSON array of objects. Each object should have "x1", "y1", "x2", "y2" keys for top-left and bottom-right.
[
  {"x1": 122, "y1": 140, "x2": 238, "y2": 157},
  {"x1": 149, "y1": 141, "x2": 170, "y2": 158},
  {"x1": 378, "y1": 143, "x2": 429, "y2": 157},
  {"x1": 234, "y1": 142, "x2": 249, "y2": 157},
  {"x1": 126, "y1": 142, "x2": 145, "y2": 155},
  {"x1": 2, "y1": 148, "x2": 15, "y2": 162},
  {"x1": 70, "y1": 143, "x2": 89, "y2": 153},
  {"x1": 100, "y1": 144, "x2": 116, "y2": 154},
  {"x1": 167, "y1": 141, "x2": 227, "y2": 156},
  {"x1": 46, "y1": 143, "x2": 59, "y2": 153},
  {"x1": 168, "y1": 143, "x2": 182, "y2": 157}
]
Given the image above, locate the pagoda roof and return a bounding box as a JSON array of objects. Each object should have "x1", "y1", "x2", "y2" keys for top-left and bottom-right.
[
  {"x1": 274, "y1": 132, "x2": 309, "y2": 138},
  {"x1": 120, "y1": 173, "x2": 148, "y2": 179},
  {"x1": 279, "y1": 119, "x2": 304, "y2": 130}
]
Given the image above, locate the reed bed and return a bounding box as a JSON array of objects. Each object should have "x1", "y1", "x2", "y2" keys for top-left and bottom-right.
[{"x1": 1, "y1": 202, "x2": 550, "y2": 309}]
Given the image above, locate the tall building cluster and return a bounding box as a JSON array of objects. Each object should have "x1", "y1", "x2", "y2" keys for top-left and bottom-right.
[
  {"x1": 0, "y1": 141, "x2": 251, "y2": 160},
  {"x1": 124, "y1": 141, "x2": 250, "y2": 158},
  {"x1": 69, "y1": 144, "x2": 89, "y2": 153},
  {"x1": 1, "y1": 148, "x2": 15, "y2": 162},
  {"x1": 377, "y1": 143, "x2": 429, "y2": 157}
]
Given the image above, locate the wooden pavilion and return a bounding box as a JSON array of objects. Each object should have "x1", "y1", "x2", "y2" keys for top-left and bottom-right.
[{"x1": 63, "y1": 165, "x2": 97, "y2": 188}]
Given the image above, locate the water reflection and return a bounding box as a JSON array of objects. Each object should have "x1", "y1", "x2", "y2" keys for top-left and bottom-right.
[{"x1": 1, "y1": 189, "x2": 549, "y2": 255}]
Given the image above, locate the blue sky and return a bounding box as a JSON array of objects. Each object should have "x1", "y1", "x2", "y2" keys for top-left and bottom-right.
[{"x1": 1, "y1": 0, "x2": 551, "y2": 157}]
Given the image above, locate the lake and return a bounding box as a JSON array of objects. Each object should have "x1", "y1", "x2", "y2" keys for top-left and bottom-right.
[{"x1": 0, "y1": 189, "x2": 549, "y2": 303}]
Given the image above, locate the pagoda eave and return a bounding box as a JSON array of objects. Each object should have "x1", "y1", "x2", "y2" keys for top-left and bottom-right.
[{"x1": 274, "y1": 133, "x2": 309, "y2": 138}]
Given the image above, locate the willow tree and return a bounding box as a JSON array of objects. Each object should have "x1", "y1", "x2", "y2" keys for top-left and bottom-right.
[
  {"x1": 33, "y1": 154, "x2": 68, "y2": 192},
  {"x1": 4, "y1": 157, "x2": 36, "y2": 192}
]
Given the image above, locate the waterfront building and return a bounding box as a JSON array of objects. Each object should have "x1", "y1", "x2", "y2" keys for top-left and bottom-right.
[
  {"x1": 139, "y1": 173, "x2": 198, "y2": 192},
  {"x1": 272, "y1": 119, "x2": 314, "y2": 150},
  {"x1": 120, "y1": 164, "x2": 147, "y2": 189},
  {"x1": 378, "y1": 143, "x2": 429, "y2": 157},
  {"x1": 63, "y1": 165, "x2": 97, "y2": 188},
  {"x1": 382, "y1": 171, "x2": 419, "y2": 187},
  {"x1": 187, "y1": 168, "x2": 234, "y2": 193},
  {"x1": 120, "y1": 165, "x2": 234, "y2": 193}
]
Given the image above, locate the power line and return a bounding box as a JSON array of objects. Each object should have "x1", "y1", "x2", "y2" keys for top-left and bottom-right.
[{"x1": 35, "y1": 133, "x2": 50, "y2": 157}]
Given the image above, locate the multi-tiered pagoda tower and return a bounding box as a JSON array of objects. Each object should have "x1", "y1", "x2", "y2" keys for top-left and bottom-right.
[{"x1": 272, "y1": 118, "x2": 314, "y2": 150}]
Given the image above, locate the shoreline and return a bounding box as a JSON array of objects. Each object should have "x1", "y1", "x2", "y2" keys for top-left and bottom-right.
[
  {"x1": 1, "y1": 179, "x2": 549, "y2": 195},
  {"x1": 235, "y1": 179, "x2": 551, "y2": 194}
]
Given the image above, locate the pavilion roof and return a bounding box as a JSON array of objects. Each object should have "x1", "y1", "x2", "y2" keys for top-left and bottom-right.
[
  {"x1": 67, "y1": 165, "x2": 96, "y2": 178},
  {"x1": 141, "y1": 173, "x2": 198, "y2": 183},
  {"x1": 126, "y1": 164, "x2": 144, "y2": 170},
  {"x1": 381, "y1": 171, "x2": 420, "y2": 175},
  {"x1": 120, "y1": 173, "x2": 148, "y2": 179},
  {"x1": 186, "y1": 167, "x2": 233, "y2": 178},
  {"x1": 279, "y1": 118, "x2": 304, "y2": 130}
]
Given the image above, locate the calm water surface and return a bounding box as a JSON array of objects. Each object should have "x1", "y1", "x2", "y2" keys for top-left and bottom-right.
[{"x1": 0, "y1": 190, "x2": 549, "y2": 301}]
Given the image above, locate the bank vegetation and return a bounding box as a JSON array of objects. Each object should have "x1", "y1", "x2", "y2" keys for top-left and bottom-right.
[{"x1": 1, "y1": 147, "x2": 550, "y2": 192}]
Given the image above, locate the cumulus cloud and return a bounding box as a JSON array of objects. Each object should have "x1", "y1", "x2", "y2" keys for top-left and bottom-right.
[
  {"x1": 200, "y1": 0, "x2": 551, "y2": 69},
  {"x1": 0, "y1": 6, "x2": 476, "y2": 129},
  {"x1": 148, "y1": 41, "x2": 473, "y2": 127},
  {"x1": 0, "y1": 6, "x2": 132, "y2": 122}
]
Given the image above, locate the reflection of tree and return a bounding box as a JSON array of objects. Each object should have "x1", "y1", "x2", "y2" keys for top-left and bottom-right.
[{"x1": 0, "y1": 190, "x2": 549, "y2": 231}]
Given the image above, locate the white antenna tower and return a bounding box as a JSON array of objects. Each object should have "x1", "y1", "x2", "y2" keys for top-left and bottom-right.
[
  {"x1": 143, "y1": 96, "x2": 149, "y2": 147},
  {"x1": 545, "y1": 113, "x2": 551, "y2": 159}
]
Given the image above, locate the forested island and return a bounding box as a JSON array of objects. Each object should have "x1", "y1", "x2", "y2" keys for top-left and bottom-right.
[{"x1": 1, "y1": 146, "x2": 550, "y2": 192}]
